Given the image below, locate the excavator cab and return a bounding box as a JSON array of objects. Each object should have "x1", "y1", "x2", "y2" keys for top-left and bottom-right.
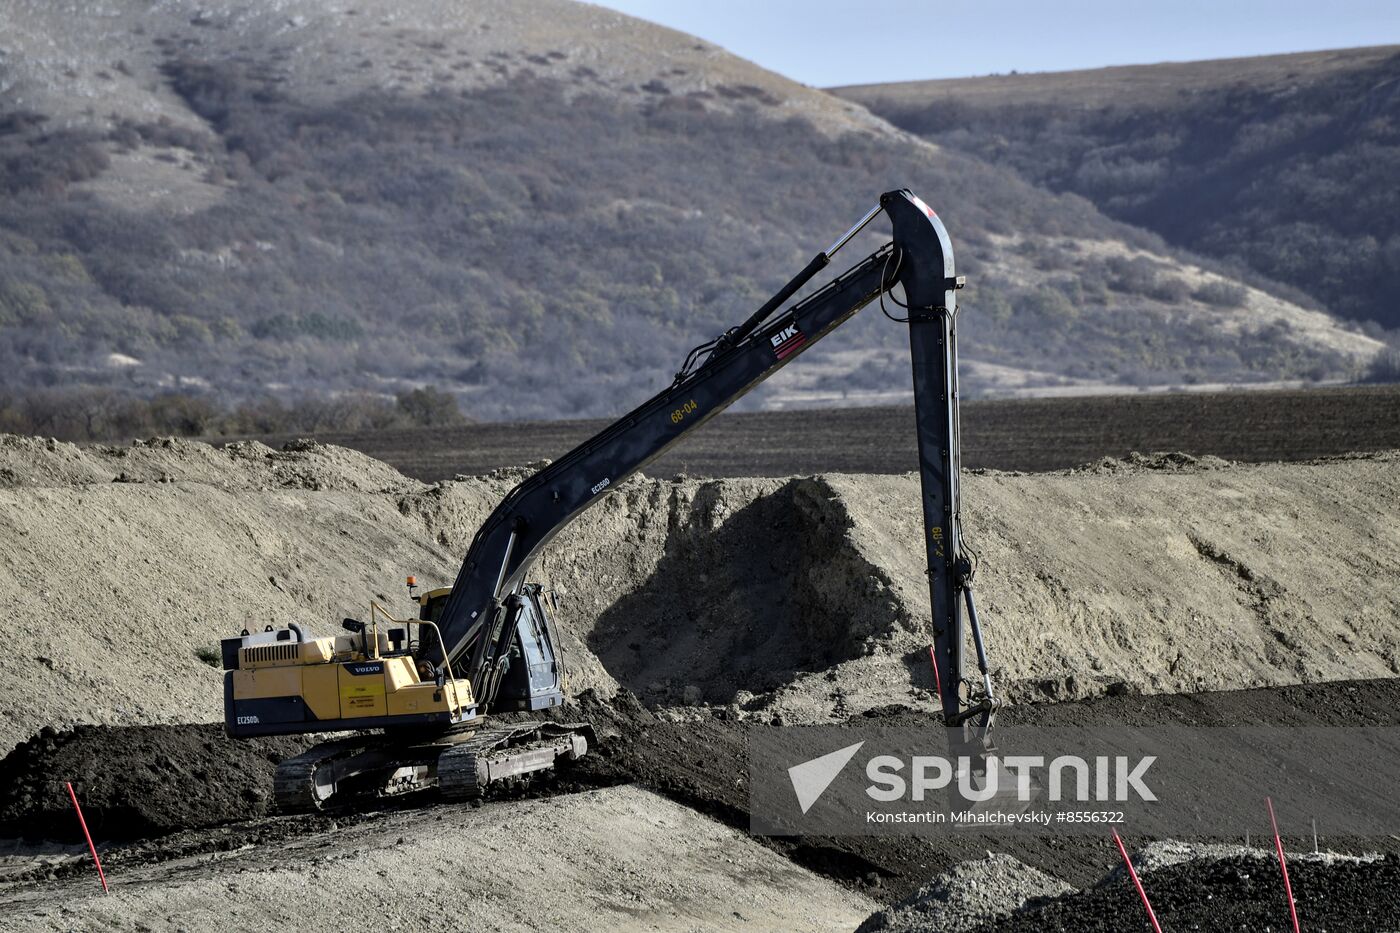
[
  {"x1": 491, "y1": 584, "x2": 567, "y2": 711},
  {"x1": 415, "y1": 584, "x2": 453, "y2": 624},
  {"x1": 414, "y1": 582, "x2": 566, "y2": 710}
]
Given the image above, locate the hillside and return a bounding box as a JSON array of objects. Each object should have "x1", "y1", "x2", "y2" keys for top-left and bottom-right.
[
  {"x1": 0, "y1": 2, "x2": 1381, "y2": 427},
  {"x1": 834, "y1": 45, "x2": 1400, "y2": 335}
]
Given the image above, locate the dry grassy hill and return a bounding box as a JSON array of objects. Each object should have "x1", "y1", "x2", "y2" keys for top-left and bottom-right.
[
  {"x1": 835, "y1": 46, "x2": 1400, "y2": 339},
  {"x1": 0, "y1": 2, "x2": 1382, "y2": 431},
  {"x1": 836, "y1": 46, "x2": 1400, "y2": 110}
]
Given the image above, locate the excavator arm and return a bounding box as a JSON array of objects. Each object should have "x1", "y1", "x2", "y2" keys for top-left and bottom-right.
[
  {"x1": 225, "y1": 188, "x2": 997, "y2": 812},
  {"x1": 426, "y1": 189, "x2": 998, "y2": 729}
]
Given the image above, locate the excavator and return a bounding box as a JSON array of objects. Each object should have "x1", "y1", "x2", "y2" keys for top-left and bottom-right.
[{"x1": 221, "y1": 189, "x2": 999, "y2": 811}]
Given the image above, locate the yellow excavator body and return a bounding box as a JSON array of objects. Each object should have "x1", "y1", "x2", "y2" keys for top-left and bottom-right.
[{"x1": 225, "y1": 617, "x2": 475, "y2": 738}]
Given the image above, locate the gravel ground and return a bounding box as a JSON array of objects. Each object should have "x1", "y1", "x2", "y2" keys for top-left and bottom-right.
[
  {"x1": 0, "y1": 786, "x2": 875, "y2": 933},
  {"x1": 856, "y1": 854, "x2": 1072, "y2": 932}
]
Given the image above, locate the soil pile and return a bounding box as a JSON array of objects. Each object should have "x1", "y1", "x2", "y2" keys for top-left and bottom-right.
[
  {"x1": 511, "y1": 453, "x2": 1400, "y2": 723},
  {"x1": 0, "y1": 435, "x2": 415, "y2": 492},
  {"x1": 857, "y1": 854, "x2": 1072, "y2": 933},
  {"x1": 0, "y1": 724, "x2": 312, "y2": 841},
  {"x1": 970, "y1": 854, "x2": 1400, "y2": 932},
  {"x1": 0, "y1": 437, "x2": 516, "y2": 753},
  {"x1": 1, "y1": 433, "x2": 1396, "y2": 755}
]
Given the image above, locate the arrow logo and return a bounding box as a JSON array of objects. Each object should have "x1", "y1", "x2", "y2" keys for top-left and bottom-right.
[{"x1": 788, "y1": 741, "x2": 865, "y2": 814}]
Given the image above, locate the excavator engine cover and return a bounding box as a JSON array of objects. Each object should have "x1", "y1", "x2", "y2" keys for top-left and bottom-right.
[{"x1": 222, "y1": 625, "x2": 477, "y2": 738}]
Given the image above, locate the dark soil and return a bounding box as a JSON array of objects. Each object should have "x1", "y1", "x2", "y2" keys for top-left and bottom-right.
[
  {"x1": 972, "y1": 854, "x2": 1400, "y2": 932},
  {"x1": 567, "y1": 705, "x2": 1114, "y2": 895},
  {"x1": 0, "y1": 724, "x2": 313, "y2": 842},
  {"x1": 240, "y1": 385, "x2": 1400, "y2": 481},
  {"x1": 1002, "y1": 677, "x2": 1400, "y2": 729},
  {"x1": 567, "y1": 678, "x2": 1400, "y2": 896},
  {"x1": 4, "y1": 677, "x2": 1398, "y2": 904}
]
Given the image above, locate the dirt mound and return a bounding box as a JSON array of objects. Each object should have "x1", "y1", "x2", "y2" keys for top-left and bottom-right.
[
  {"x1": 0, "y1": 435, "x2": 1396, "y2": 753},
  {"x1": 0, "y1": 435, "x2": 112, "y2": 487},
  {"x1": 553, "y1": 453, "x2": 1400, "y2": 723},
  {"x1": 969, "y1": 854, "x2": 1400, "y2": 932},
  {"x1": 816, "y1": 452, "x2": 1400, "y2": 713},
  {"x1": 0, "y1": 724, "x2": 312, "y2": 841},
  {"x1": 530, "y1": 451, "x2": 1400, "y2": 721},
  {"x1": 858, "y1": 855, "x2": 1072, "y2": 933},
  {"x1": 565, "y1": 476, "x2": 909, "y2": 706},
  {"x1": 0, "y1": 439, "x2": 460, "y2": 753},
  {"x1": 218, "y1": 438, "x2": 415, "y2": 492},
  {"x1": 0, "y1": 434, "x2": 413, "y2": 492},
  {"x1": 1080, "y1": 450, "x2": 1234, "y2": 474}
]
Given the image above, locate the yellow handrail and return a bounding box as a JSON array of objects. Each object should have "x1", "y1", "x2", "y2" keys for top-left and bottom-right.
[{"x1": 369, "y1": 601, "x2": 468, "y2": 721}]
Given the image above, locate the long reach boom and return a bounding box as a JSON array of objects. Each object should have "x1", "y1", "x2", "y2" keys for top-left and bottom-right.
[{"x1": 427, "y1": 189, "x2": 997, "y2": 729}]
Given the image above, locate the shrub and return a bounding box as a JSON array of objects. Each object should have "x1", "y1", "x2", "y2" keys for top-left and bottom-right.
[
  {"x1": 1361, "y1": 348, "x2": 1400, "y2": 384},
  {"x1": 1192, "y1": 280, "x2": 1249, "y2": 308},
  {"x1": 1106, "y1": 256, "x2": 1164, "y2": 296},
  {"x1": 395, "y1": 386, "x2": 466, "y2": 426},
  {"x1": 1147, "y1": 276, "x2": 1192, "y2": 304}
]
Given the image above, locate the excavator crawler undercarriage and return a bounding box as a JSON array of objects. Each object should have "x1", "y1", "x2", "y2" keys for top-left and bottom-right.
[{"x1": 274, "y1": 721, "x2": 594, "y2": 812}]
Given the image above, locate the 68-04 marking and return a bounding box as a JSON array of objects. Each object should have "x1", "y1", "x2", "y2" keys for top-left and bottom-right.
[{"x1": 671, "y1": 399, "x2": 698, "y2": 424}]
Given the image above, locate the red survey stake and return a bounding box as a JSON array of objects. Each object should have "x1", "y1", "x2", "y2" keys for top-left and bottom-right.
[
  {"x1": 65, "y1": 781, "x2": 109, "y2": 895},
  {"x1": 1112, "y1": 829, "x2": 1163, "y2": 933},
  {"x1": 1267, "y1": 796, "x2": 1301, "y2": 933}
]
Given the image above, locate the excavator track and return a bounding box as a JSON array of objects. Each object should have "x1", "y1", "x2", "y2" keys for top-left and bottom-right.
[
  {"x1": 274, "y1": 739, "x2": 357, "y2": 813},
  {"x1": 439, "y1": 722, "x2": 592, "y2": 800},
  {"x1": 273, "y1": 722, "x2": 593, "y2": 813}
]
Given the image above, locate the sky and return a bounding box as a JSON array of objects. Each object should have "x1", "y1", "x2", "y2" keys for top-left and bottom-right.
[{"x1": 592, "y1": 0, "x2": 1400, "y2": 87}]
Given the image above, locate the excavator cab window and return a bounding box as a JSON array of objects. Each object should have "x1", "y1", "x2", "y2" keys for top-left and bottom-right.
[{"x1": 420, "y1": 593, "x2": 449, "y2": 624}]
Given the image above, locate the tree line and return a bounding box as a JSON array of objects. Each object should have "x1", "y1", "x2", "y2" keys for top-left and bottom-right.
[{"x1": 0, "y1": 386, "x2": 465, "y2": 443}]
